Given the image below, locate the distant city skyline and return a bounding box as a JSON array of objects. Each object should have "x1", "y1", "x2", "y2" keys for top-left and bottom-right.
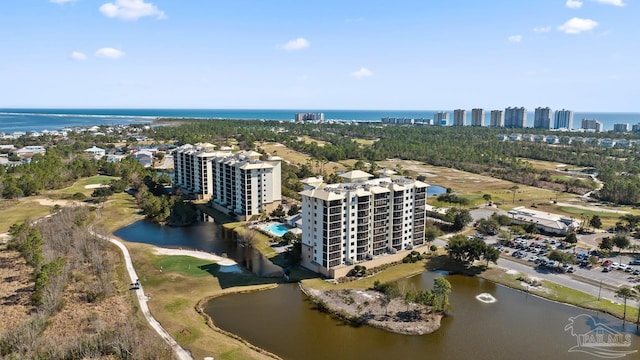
[{"x1": 1, "y1": 1, "x2": 638, "y2": 110}]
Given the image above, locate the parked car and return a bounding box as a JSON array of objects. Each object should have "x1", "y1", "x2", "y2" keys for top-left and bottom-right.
[
  {"x1": 603, "y1": 267, "x2": 611, "y2": 272},
  {"x1": 629, "y1": 259, "x2": 640, "y2": 265},
  {"x1": 633, "y1": 269, "x2": 640, "y2": 275}
]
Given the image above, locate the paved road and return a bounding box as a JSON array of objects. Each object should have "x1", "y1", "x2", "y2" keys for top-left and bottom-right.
[{"x1": 90, "y1": 228, "x2": 194, "y2": 360}]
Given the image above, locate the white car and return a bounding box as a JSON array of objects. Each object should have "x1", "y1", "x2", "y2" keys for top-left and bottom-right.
[
  {"x1": 611, "y1": 262, "x2": 620, "y2": 270},
  {"x1": 528, "y1": 255, "x2": 538, "y2": 262}
]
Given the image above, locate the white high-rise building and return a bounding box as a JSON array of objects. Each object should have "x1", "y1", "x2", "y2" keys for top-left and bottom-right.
[
  {"x1": 504, "y1": 107, "x2": 527, "y2": 128},
  {"x1": 554, "y1": 109, "x2": 574, "y2": 130},
  {"x1": 299, "y1": 170, "x2": 427, "y2": 278},
  {"x1": 453, "y1": 109, "x2": 466, "y2": 126},
  {"x1": 490, "y1": 110, "x2": 504, "y2": 127},
  {"x1": 581, "y1": 119, "x2": 603, "y2": 132},
  {"x1": 534, "y1": 107, "x2": 552, "y2": 129},
  {"x1": 433, "y1": 112, "x2": 449, "y2": 126},
  {"x1": 471, "y1": 108, "x2": 485, "y2": 126},
  {"x1": 173, "y1": 144, "x2": 282, "y2": 219}
]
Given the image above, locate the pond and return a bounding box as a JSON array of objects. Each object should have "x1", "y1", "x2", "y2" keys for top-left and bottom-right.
[
  {"x1": 427, "y1": 185, "x2": 447, "y2": 196},
  {"x1": 114, "y1": 216, "x2": 282, "y2": 277},
  {"x1": 205, "y1": 272, "x2": 640, "y2": 360}
]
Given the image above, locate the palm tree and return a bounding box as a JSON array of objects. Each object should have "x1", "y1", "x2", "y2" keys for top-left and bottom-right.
[
  {"x1": 509, "y1": 185, "x2": 519, "y2": 203},
  {"x1": 615, "y1": 287, "x2": 636, "y2": 324},
  {"x1": 634, "y1": 285, "x2": 640, "y2": 326}
]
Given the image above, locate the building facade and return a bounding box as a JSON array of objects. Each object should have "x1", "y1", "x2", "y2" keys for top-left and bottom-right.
[
  {"x1": 533, "y1": 107, "x2": 552, "y2": 129},
  {"x1": 504, "y1": 107, "x2": 527, "y2": 128},
  {"x1": 490, "y1": 110, "x2": 504, "y2": 127},
  {"x1": 613, "y1": 123, "x2": 629, "y2": 132},
  {"x1": 581, "y1": 119, "x2": 603, "y2": 132},
  {"x1": 554, "y1": 109, "x2": 574, "y2": 129},
  {"x1": 299, "y1": 171, "x2": 427, "y2": 277},
  {"x1": 295, "y1": 112, "x2": 325, "y2": 122},
  {"x1": 433, "y1": 112, "x2": 449, "y2": 126},
  {"x1": 453, "y1": 109, "x2": 466, "y2": 126},
  {"x1": 471, "y1": 108, "x2": 485, "y2": 126},
  {"x1": 173, "y1": 144, "x2": 282, "y2": 219}
]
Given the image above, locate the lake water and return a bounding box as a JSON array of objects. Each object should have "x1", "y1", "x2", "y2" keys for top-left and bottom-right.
[
  {"x1": 427, "y1": 185, "x2": 447, "y2": 196},
  {"x1": 114, "y1": 217, "x2": 282, "y2": 277},
  {"x1": 205, "y1": 272, "x2": 640, "y2": 360}
]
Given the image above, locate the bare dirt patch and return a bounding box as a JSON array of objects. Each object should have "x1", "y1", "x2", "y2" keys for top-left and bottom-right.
[{"x1": 0, "y1": 248, "x2": 34, "y2": 334}]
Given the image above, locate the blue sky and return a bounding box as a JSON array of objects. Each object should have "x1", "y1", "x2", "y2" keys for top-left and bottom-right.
[{"x1": 0, "y1": 0, "x2": 638, "y2": 110}]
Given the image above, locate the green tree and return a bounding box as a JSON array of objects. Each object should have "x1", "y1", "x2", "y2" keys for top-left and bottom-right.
[
  {"x1": 599, "y1": 237, "x2": 614, "y2": 252},
  {"x1": 613, "y1": 234, "x2": 631, "y2": 253},
  {"x1": 564, "y1": 232, "x2": 578, "y2": 249},
  {"x1": 615, "y1": 287, "x2": 636, "y2": 324},
  {"x1": 433, "y1": 277, "x2": 452, "y2": 312},
  {"x1": 589, "y1": 215, "x2": 602, "y2": 229},
  {"x1": 482, "y1": 193, "x2": 492, "y2": 205}
]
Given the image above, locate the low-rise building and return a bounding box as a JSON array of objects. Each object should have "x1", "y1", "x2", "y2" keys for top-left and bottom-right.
[{"x1": 507, "y1": 206, "x2": 580, "y2": 235}]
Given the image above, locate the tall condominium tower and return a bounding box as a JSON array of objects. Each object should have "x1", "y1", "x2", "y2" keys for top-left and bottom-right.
[
  {"x1": 453, "y1": 109, "x2": 466, "y2": 126},
  {"x1": 554, "y1": 109, "x2": 574, "y2": 129},
  {"x1": 471, "y1": 108, "x2": 485, "y2": 126},
  {"x1": 533, "y1": 107, "x2": 553, "y2": 129},
  {"x1": 581, "y1": 119, "x2": 603, "y2": 132},
  {"x1": 433, "y1": 112, "x2": 449, "y2": 126},
  {"x1": 504, "y1": 107, "x2": 527, "y2": 128},
  {"x1": 173, "y1": 144, "x2": 282, "y2": 219},
  {"x1": 490, "y1": 110, "x2": 504, "y2": 127},
  {"x1": 300, "y1": 171, "x2": 427, "y2": 278}
]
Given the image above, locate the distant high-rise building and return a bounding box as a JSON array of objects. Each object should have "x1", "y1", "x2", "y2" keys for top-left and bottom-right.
[
  {"x1": 632, "y1": 124, "x2": 640, "y2": 133},
  {"x1": 554, "y1": 109, "x2": 574, "y2": 129},
  {"x1": 504, "y1": 107, "x2": 527, "y2": 128},
  {"x1": 433, "y1": 112, "x2": 449, "y2": 126},
  {"x1": 453, "y1": 109, "x2": 466, "y2": 126},
  {"x1": 471, "y1": 108, "x2": 485, "y2": 126},
  {"x1": 295, "y1": 112, "x2": 324, "y2": 122},
  {"x1": 613, "y1": 123, "x2": 629, "y2": 132},
  {"x1": 490, "y1": 110, "x2": 504, "y2": 127},
  {"x1": 581, "y1": 119, "x2": 603, "y2": 132},
  {"x1": 533, "y1": 107, "x2": 552, "y2": 129}
]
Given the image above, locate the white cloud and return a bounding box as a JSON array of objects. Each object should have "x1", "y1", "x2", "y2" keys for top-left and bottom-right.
[
  {"x1": 558, "y1": 17, "x2": 599, "y2": 34},
  {"x1": 280, "y1": 38, "x2": 310, "y2": 51},
  {"x1": 94, "y1": 47, "x2": 125, "y2": 59},
  {"x1": 70, "y1": 51, "x2": 87, "y2": 61},
  {"x1": 594, "y1": 0, "x2": 625, "y2": 6},
  {"x1": 351, "y1": 67, "x2": 373, "y2": 79},
  {"x1": 566, "y1": 0, "x2": 583, "y2": 8},
  {"x1": 50, "y1": 0, "x2": 77, "y2": 3},
  {"x1": 533, "y1": 26, "x2": 551, "y2": 33},
  {"x1": 508, "y1": 35, "x2": 522, "y2": 43},
  {"x1": 99, "y1": 0, "x2": 166, "y2": 21}
]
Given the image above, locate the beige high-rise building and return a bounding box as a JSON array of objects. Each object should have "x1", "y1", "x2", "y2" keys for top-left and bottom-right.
[
  {"x1": 453, "y1": 109, "x2": 466, "y2": 126},
  {"x1": 471, "y1": 108, "x2": 485, "y2": 126},
  {"x1": 490, "y1": 110, "x2": 504, "y2": 127},
  {"x1": 299, "y1": 170, "x2": 427, "y2": 278}
]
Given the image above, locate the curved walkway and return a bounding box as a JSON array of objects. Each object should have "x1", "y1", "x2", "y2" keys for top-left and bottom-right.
[{"x1": 90, "y1": 229, "x2": 194, "y2": 360}]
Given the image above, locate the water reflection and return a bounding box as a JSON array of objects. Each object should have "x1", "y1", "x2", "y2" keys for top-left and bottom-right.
[
  {"x1": 206, "y1": 273, "x2": 640, "y2": 360},
  {"x1": 114, "y1": 218, "x2": 282, "y2": 277}
]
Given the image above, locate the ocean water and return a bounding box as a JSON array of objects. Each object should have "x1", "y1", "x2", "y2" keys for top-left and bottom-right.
[{"x1": 0, "y1": 108, "x2": 639, "y2": 133}]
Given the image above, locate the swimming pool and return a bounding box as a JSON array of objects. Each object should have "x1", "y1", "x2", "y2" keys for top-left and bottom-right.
[{"x1": 261, "y1": 223, "x2": 292, "y2": 237}]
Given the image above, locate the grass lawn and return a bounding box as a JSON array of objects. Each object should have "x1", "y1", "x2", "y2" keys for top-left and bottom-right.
[
  {"x1": 97, "y1": 192, "x2": 144, "y2": 233},
  {"x1": 56, "y1": 175, "x2": 118, "y2": 197},
  {"x1": 297, "y1": 135, "x2": 328, "y2": 147},
  {"x1": 0, "y1": 199, "x2": 52, "y2": 233},
  {"x1": 126, "y1": 243, "x2": 279, "y2": 360},
  {"x1": 478, "y1": 267, "x2": 639, "y2": 322},
  {"x1": 516, "y1": 158, "x2": 568, "y2": 171},
  {"x1": 353, "y1": 138, "x2": 378, "y2": 147},
  {"x1": 256, "y1": 141, "x2": 349, "y2": 172}
]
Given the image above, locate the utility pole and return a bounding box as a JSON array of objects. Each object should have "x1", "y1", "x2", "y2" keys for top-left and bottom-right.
[{"x1": 598, "y1": 280, "x2": 602, "y2": 301}]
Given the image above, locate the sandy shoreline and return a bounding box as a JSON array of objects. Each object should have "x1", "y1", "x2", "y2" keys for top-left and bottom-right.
[{"x1": 152, "y1": 247, "x2": 238, "y2": 266}]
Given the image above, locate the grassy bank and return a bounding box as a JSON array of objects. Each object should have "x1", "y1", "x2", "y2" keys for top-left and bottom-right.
[
  {"x1": 127, "y1": 242, "x2": 280, "y2": 360},
  {"x1": 478, "y1": 267, "x2": 640, "y2": 323}
]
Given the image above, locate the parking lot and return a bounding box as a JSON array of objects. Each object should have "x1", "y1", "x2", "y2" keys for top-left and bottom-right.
[{"x1": 492, "y1": 235, "x2": 640, "y2": 289}]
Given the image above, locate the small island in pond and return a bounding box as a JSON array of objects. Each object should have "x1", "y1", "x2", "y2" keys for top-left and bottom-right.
[{"x1": 301, "y1": 278, "x2": 451, "y2": 335}]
